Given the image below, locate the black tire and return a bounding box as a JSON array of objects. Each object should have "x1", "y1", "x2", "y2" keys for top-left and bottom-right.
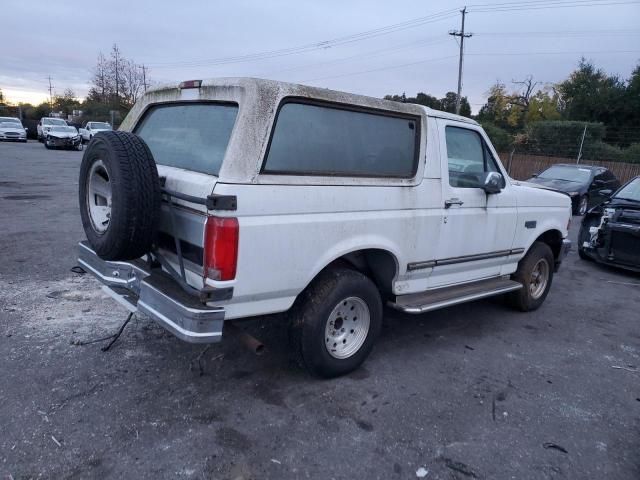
[
  {"x1": 507, "y1": 242, "x2": 555, "y2": 312},
  {"x1": 79, "y1": 131, "x2": 161, "y2": 261},
  {"x1": 44, "y1": 138, "x2": 51, "y2": 149},
  {"x1": 289, "y1": 267, "x2": 383, "y2": 378}
]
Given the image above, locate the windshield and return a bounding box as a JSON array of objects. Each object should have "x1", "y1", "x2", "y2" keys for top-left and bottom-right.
[
  {"x1": 135, "y1": 103, "x2": 238, "y2": 176},
  {"x1": 538, "y1": 165, "x2": 592, "y2": 183},
  {"x1": 90, "y1": 122, "x2": 111, "y2": 130},
  {"x1": 0, "y1": 121, "x2": 21, "y2": 128},
  {"x1": 43, "y1": 118, "x2": 67, "y2": 126},
  {"x1": 0, "y1": 117, "x2": 21, "y2": 125},
  {"x1": 614, "y1": 177, "x2": 640, "y2": 202},
  {"x1": 50, "y1": 126, "x2": 77, "y2": 133}
]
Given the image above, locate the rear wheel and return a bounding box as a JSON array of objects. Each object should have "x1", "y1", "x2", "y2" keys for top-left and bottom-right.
[
  {"x1": 289, "y1": 267, "x2": 382, "y2": 378},
  {"x1": 507, "y1": 242, "x2": 554, "y2": 312}
]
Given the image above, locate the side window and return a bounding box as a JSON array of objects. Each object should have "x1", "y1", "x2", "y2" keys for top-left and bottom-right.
[
  {"x1": 445, "y1": 126, "x2": 501, "y2": 188},
  {"x1": 262, "y1": 101, "x2": 419, "y2": 178}
]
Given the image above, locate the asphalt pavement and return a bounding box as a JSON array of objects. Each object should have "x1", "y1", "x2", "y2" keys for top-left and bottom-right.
[{"x1": 1, "y1": 141, "x2": 639, "y2": 479}]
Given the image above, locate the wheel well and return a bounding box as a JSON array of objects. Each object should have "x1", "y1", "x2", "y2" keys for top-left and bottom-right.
[
  {"x1": 325, "y1": 249, "x2": 398, "y2": 297},
  {"x1": 534, "y1": 230, "x2": 563, "y2": 260}
]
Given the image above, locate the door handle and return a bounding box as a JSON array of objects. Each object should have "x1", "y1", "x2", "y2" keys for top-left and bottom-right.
[{"x1": 444, "y1": 198, "x2": 464, "y2": 208}]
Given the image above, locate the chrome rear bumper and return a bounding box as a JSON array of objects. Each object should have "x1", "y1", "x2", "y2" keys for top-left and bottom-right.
[{"x1": 77, "y1": 241, "x2": 224, "y2": 343}]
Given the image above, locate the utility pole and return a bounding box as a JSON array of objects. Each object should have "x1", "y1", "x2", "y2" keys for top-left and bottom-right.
[
  {"x1": 47, "y1": 76, "x2": 54, "y2": 111},
  {"x1": 449, "y1": 7, "x2": 472, "y2": 115},
  {"x1": 576, "y1": 124, "x2": 587, "y2": 164},
  {"x1": 140, "y1": 64, "x2": 149, "y2": 92}
]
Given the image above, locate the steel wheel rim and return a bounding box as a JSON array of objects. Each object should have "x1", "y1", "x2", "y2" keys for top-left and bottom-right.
[
  {"x1": 325, "y1": 296, "x2": 370, "y2": 359},
  {"x1": 579, "y1": 197, "x2": 588, "y2": 215},
  {"x1": 529, "y1": 258, "x2": 549, "y2": 300},
  {"x1": 86, "y1": 159, "x2": 112, "y2": 234}
]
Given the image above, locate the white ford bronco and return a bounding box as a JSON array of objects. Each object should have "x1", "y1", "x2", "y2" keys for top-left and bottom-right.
[{"x1": 77, "y1": 78, "x2": 571, "y2": 377}]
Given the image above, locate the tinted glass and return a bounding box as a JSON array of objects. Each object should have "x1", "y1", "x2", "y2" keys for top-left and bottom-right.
[
  {"x1": 135, "y1": 103, "x2": 238, "y2": 176},
  {"x1": 538, "y1": 165, "x2": 592, "y2": 183},
  {"x1": 264, "y1": 102, "x2": 418, "y2": 177},
  {"x1": 446, "y1": 127, "x2": 495, "y2": 188},
  {"x1": 614, "y1": 177, "x2": 640, "y2": 202}
]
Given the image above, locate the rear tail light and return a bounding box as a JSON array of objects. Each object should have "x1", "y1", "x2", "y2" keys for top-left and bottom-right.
[{"x1": 204, "y1": 216, "x2": 239, "y2": 281}]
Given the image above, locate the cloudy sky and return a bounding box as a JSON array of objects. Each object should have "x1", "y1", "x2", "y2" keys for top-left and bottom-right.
[{"x1": 2, "y1": 0, "x2": 639, "y2": 111}]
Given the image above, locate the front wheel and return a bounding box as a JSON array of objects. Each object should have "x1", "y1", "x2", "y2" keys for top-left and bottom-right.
[
  {"x1": 507, "y1": 242, "x2": 555, "y2": 312},
  {"x1": 44, "y1": 138, "x2": 51, "y2": 149},
  {"x1": 289, "y1": 267, "x2": 382, "y2": 378}
]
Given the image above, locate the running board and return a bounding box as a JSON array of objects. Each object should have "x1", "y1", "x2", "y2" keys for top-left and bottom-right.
[{"x1": 389, "y1": 277, "x2": 523, "y2": 314}]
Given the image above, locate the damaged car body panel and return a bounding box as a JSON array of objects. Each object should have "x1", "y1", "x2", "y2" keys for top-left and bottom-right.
[{"x1": 579, "y1": 176, "x2": 640, "y2": 272}]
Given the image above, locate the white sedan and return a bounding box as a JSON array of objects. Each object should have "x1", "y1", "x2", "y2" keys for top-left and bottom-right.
[{"x1": 0, "y1": 117, "x2": 28, "y2": 142}]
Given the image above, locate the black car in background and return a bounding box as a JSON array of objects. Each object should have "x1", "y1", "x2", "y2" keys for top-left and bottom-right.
[
  {"x1": 526, "y1": 164, "x2": 621, "y2": 215},
  {"x1": 578, "y1": 176, "x2": 640, "y2": 272}
]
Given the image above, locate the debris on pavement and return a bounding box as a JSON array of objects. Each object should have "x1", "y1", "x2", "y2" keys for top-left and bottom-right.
[
  {"x1": 416, "y1": 466, "x2": 429, "y2": 477},
  {"x1": 543, "y1": 442, "x2": 568, "y2": 454}
]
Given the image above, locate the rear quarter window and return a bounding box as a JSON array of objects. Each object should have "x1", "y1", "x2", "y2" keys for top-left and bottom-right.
[
  {"x1": 135, "y1": 103, "x2": 238, "y2": 176},
  {"x1": 262, "y1": 101, "x2": 419, "y2": 178}
]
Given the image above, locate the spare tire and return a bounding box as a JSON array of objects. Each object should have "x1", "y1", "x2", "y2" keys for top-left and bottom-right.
[{"x1": 79, "y1": 131, "x2": 161, "y2": 261}]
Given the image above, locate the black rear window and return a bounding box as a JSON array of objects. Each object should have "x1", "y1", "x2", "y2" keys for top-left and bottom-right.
[{"x1": 135, "y1": 103, "x2": 238, "y2": 176}]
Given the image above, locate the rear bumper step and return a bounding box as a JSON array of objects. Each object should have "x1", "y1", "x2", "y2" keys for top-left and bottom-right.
[
  {"x1": 78, "y1": 241, "x2": 225, "y2": 343},
  {"x1": 389, "y1": 277, "x2": 522, "y2": 314}
]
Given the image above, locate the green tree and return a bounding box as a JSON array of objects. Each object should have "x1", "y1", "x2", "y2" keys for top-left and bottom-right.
[
  {"x1": 557, "y1": 58, "x2": 627, "y2": 141},
  {"x1": 439, "y1": 92, "x2": 471, "y2": 116},
  {"x1": 53, "y1": 88, "x2": 81, "y2": 116},
  {"x1": 384, "y1": 91, "x2": 470, "y2": 116}
]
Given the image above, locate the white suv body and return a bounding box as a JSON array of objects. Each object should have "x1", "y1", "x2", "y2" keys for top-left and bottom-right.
[{"x1": 78, "y1": 78, "x2": 571, "y2": 376}]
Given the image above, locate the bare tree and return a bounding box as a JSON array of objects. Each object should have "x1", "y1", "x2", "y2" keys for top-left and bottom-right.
[
  {"x1": 511, "y1": 75, "x2": 541, "y2": 110},
  {"x1": 88, "y1": 44, "x2": 148, "y2": 108}
]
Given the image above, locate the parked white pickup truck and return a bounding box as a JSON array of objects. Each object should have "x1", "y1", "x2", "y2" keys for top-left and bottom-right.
[
  {"x1": 79, "y1": 121, "x2": 112, "y2": 143},
  {"x1": 77, "y1": 78, "x2": 571, "y2": 377}
]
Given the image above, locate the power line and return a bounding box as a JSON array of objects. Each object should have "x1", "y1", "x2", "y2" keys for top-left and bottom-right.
[
  {"x1": 467, "y1": 49, "x2": 640, "y2": 56},
  {"x1": 300, "y1": 55, "x2": 458, "y2": 83},
  {"x1": 262, "y1": 36, "x2": 450, "y2": 77},
  {"x1": 145, "y1": 8, "x2": 460, "y2": 69},
  {"x1": 141, "y1": 0, "x2": 639, "y2": 70}
]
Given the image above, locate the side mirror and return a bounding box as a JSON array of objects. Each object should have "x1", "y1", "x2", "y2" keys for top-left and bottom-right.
[
  {"x1": 482, "y1": 171, "x2": 504, "y2": 194},
  {"x1": 531, "y1": 172, "x2": 539, "y2": 178},
  {"x1": 600, "y1": 189, "x2": 612, "y2": 197}
]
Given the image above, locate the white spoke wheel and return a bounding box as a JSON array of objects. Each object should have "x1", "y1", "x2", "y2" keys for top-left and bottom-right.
[
  {"x1": 289, "y1": 267, "x2": 382, "y2": 378},
  {"x1": 86, "y1": 160, "x2": 112, "y2": 234},
  {"x1": 507, "y1": 241, "x2": 555, "y2": 312},
  {"x1": 324, "y1": 297, "x2": 370, "y2": 359}
]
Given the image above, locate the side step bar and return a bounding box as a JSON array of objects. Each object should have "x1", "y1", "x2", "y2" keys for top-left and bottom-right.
[{"x1": 389, "y1": 277, "x2": 522, "y2": 314}]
